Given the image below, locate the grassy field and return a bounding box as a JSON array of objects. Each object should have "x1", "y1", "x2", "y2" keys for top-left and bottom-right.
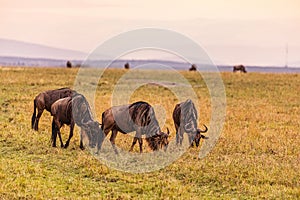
[{"x1": 0, "y1": 67, "x2": 299, "y2": 199}]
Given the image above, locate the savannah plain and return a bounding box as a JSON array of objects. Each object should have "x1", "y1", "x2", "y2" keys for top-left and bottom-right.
[{"x1": 0, "y1": 67, "x2": 299, "y2": 199}]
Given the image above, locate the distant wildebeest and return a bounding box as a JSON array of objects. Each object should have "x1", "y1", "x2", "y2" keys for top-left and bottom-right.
[
  {"x1": 124, "y1": 62, "x2": 130, "y2": 69},
  {"x1": 233, "y1": 64, "x2": 247, "y2": 73},
  {"x1": 66, "y1": 61, "x2": 72, "y2": 68},
  {"x1": 189, "y1": 64, "x2": 197, "y2": 71},
  {"x1": 173, "y1": 99, "x2": 208, "y2": 147},
  {"x1": 51, "y1": 93, "x2": 102, "y2": 149},
  {"x1": 100, "y1": 101, "x2": 169, "y2": 153},
  {"x1": 31, "y1": 88, "x2": 75, "y2": 131}
]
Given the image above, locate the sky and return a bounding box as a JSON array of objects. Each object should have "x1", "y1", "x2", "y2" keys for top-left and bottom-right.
[{"x1": 1, "y1": 0, "x2": 300, "y2": 66}]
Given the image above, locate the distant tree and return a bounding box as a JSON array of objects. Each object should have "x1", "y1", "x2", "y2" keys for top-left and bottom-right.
[
  {"x1": 66, "y1": 61, "x2": 72, "y2": 68},
  {"x1": 189, "y1": 64, "x2": 197, "y2": 71},
  {"x1": 124, "y1": 62, "x2": 130, "y2": 69}
]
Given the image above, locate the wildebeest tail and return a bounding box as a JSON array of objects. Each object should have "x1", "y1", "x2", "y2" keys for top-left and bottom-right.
[
  {"x1": 31, "y1": 99, "x2": 37, "y2": 129},
  {"x1": 101, "y1": 112, "x2": 105, "y2": 130}
]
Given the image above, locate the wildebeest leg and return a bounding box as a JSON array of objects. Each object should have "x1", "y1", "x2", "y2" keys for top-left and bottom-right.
[
  {"x1": 136, "y1": 131, "x2": 143, "y2": 153},
  {"x1": 80, "y1": 129, "x2": 85, "y2": 150},
  {"x1": 138, "y1": 137, "x2": 143, "y2": 153},
  {"x1": 31, "y1": 100, "x2": 37, "y2": 129},
  {"x1": 57, "y1": 129, "x2": 64, "y2": 148},
  {"x1": 53, "y1": 118, "x2": 64, "y2": 148},
  {"x1": 178, "y1": 126, "x2": 184, "y2": 146},
  {"x1": 34, "y1": 108, "x2": 44, "y2": 131},
  {"x1": 51, "y1": 119, "x2": 57, "y2": 147},
  {"x1": 109, "y1": 129, "x2": 118, "y2": 154},
  {"x1": 129, "y1": 137, "x2": 138, "y2": 152},
  {"x1": 64, "y1": 121, "x2": 74, "y2": 148},
  {"x1": 175, "y1": 124, "x2": 179, "y2": 145},
  {"x1": 130, "y1": 130, "x2": 142, "y2": 153},
  {"x1": 51, "y1": 119, "x2": 63, "y2": 148}
]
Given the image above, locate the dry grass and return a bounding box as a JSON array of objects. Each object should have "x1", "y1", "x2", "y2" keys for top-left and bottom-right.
[{"x1": 0, "y1": 67, "x2": 299, "y2": 199}]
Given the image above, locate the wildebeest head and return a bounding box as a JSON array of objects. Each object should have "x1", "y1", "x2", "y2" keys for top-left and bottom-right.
[
  {"x1": 158, "y1": 128, "x2": 170, "y2": 151},
  {"x1": 192, "y1": 125, "x2": 209, "y2": 147},
  {"x1": 82, "y1": 120, "x2": 101, "y2": 148},
  {"x1": 146, "y1": 128, "x2": 170, "y2": 152}
]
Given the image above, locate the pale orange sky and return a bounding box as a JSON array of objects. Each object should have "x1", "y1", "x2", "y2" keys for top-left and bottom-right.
[
  {"x1": 1, "y1": 0, "x2": 300, "y2": 20},
  {"x1": 1, "y1": 0, "x2": 300, "y2": 65}
]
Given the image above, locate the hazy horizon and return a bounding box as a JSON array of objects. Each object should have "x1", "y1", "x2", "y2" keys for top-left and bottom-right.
[{"x1": 1, "y1": 0, "x2": 300, "y2": 66}]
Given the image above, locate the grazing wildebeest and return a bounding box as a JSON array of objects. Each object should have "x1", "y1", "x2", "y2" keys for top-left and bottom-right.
[
  {"x1": 124, "y1": 62, "x2": 130, "y2": 69},
  {"x1": 51, "y1": 93, "x2": 102, "y2": 149},
  {"x1": 100, "y1": 101, "x2": 169, "y2": 154},
  {"x1": 66, "y1": 61, "x2": 72, "y2": 68},
  {"x1": 31, "y1": 88, "x2": 75, "y2": 131},
  {"x1": 189, "y1": 64, "x2": 197, "y2": 71},
  {"x1": 233, "y1": 64, "x2": 247, "y2": 73},
  {"x1": 173, "y1": 99, "x2": 208, "y2": 147}
]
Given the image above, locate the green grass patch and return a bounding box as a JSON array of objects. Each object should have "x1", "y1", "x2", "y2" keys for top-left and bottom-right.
[{"x1": 0, "y1": 67, "x2": 299, "y2": 199}]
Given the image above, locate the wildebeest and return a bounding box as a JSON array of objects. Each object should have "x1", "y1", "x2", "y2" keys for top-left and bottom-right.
[
  {"x1": 189, "y1": 64, "x2": 197, "y2": 71},
  {"x1": 100, "y1": 101, "x2": 169, "y2": 153},
  {"x1": 173, "y1": 99, "x2": 208, "y2": 147},
  {"x1": 66, "y1": 61, "x2": 72, "y2": 68},
  {"x1": 124, "y1": 62, "x2": 130, "y2": 69},
  {"x1": 51, "y1": 93, "x2": 102, "y2": 149},
  {"x1": 233, "y1": 64, "x2": 247, "y2": 73},
  {"x1": 31, "y1": 88, "x2": 75, "y2": 131}
]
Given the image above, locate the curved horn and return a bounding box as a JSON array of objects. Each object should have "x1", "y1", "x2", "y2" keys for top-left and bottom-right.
[{"x1": 198, "y1": 124, "x2": 208, "y2": 133}]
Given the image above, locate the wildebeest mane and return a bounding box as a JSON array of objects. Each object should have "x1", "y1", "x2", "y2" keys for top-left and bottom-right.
[
  {"x1": 129, "y1": 101, "x2": 151, "y2": 126},
  {"x1": 144, "y1": 107, "x2": 161, "y2": 138},
  {"x1": 180, "y1": 99, "x2": 198, "y2": 132},
  {"x1": 129, "y1": 101, "x2": 161, "y2": 138},
  {"x1": 72, "y1": 93, "x2": 94, "y2": 126}
]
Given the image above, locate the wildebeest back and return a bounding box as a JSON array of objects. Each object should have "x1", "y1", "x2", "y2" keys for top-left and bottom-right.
[{"x1": 43, "y1": 88, "x2": 74, "y2": 112}]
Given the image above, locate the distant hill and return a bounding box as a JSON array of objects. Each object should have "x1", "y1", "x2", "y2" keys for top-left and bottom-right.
[
  {"x1": 1, "y1": 56, "x2": 300, "y2": 73},
  {"x1": 0, "y1": 38, "x2": 88, "y2": 60},
  {"x1": 0, "y1": 56, "x2": 83, "y2": 67}
]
